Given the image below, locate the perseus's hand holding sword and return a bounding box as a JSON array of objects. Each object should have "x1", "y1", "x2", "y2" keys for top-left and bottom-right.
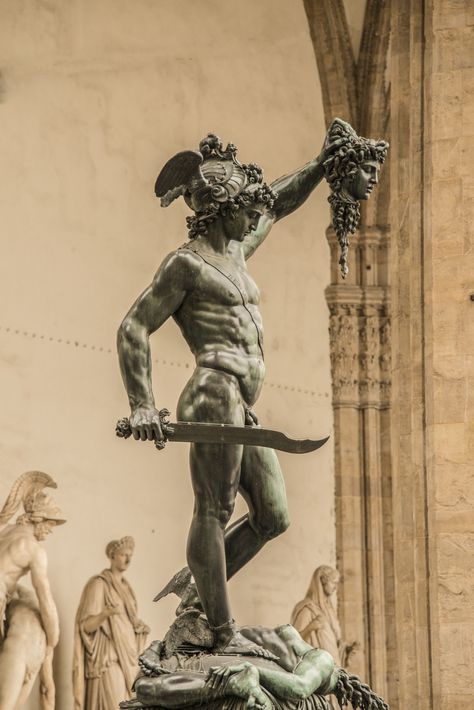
[{"x1": 116, "y1": 123, "x2": 387, "y2": 655}]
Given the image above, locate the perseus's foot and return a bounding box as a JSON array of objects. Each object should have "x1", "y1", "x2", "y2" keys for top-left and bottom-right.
[{"x1": 213, "y1": 622, "x2": 278, "y2": 660}]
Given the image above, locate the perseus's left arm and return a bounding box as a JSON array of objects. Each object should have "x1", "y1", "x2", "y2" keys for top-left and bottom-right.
[
  {"x1": 271, "y1": 156, "x2": 326, "y2": 223},
  {"x1": 243, "y1": 141, "x2": 339, "y2": 259}
]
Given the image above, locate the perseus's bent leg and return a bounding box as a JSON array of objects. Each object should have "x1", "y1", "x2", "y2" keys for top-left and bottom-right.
[{"x1": 224, "y1": 445, "x2": 290, "y2": 579}]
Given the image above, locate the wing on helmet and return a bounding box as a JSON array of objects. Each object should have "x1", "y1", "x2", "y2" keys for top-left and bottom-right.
[{"x1": 154, "y1": 150, "x2": 205, "y2": 207}]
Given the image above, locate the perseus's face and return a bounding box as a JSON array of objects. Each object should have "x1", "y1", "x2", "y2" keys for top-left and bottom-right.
[
  {"x1": 224, "y1": 205, "x2": 266, "y2": 242},
  {"x1": 343, "y1": 159, "x2": 381, "y2": 201}
]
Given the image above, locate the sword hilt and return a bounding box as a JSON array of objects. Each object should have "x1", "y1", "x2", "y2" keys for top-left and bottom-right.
[{"x1": 115, "y1": 409, "x2": 172, "y2": 451}]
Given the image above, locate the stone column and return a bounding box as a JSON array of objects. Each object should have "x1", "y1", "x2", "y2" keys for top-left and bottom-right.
[
  {"x1": 326, "y1": 223, "x2": 393, "y2": 696},
  {"x1": 304, "y1": 0, "x2": 394, "y2": 697},
  {"x1": 390, "y1": 0, "x2": 474, "y2": 707}
]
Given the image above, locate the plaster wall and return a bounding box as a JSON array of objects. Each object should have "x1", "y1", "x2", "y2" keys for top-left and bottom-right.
[{"x1": 0, "y1": 1, "x2": 334, "y2": 707}]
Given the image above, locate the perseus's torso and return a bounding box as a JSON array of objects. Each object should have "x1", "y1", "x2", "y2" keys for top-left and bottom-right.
[{"x1": 173, "y1": 243, "x2": 265, "y2": 403}]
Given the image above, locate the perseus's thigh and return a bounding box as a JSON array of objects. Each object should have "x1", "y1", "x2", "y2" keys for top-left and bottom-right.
[
  {"x1": 189, "y1": 439, "x2": 243, "y2": 515},
  {"x1": 178, "y1": 368, "x2": 246, "y2": 512},
  {"x1": 177, "y1": 366, "x2": 245, "y2": 425},
  {"x1": 239, "y1": 445, "x2": 288, "y2": 519}
]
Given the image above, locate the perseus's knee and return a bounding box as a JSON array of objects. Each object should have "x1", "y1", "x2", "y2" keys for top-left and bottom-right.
[
  {"x1": 252, "y1": 509, "x2": 290, "y2": 541},
  {"x1": 216, "y1": 501, "x2": 235, "y2": 528},
  {"x1": 195, "y1": 499, "x2": 235, "y2": 528}
]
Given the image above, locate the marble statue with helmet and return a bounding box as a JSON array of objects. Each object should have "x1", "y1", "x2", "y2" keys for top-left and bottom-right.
[{"x1": 0, "y1": 470, "x2": 65, "y2": 710}]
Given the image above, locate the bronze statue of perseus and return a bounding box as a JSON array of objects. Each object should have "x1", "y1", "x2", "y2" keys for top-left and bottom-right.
[{"x1": 117, "y1": 124, "x2": 387, "y2": 657}]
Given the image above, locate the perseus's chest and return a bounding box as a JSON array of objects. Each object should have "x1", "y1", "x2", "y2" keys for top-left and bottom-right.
[{"x1": 194, "y1": 255, "x2": 261, "y2": 307}]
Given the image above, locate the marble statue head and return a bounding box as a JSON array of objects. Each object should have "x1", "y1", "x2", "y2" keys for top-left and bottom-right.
[
  {"x1": 0, "y1": 471, "x2": 65, "y2": 540},
  {"x1": 319, "y1": 565, "x2": 341, "y2": 596},
  {"x1": 24, "y1": 491, "x2": 65, "y2": 540},
  {"x1": 106, "y1": 535, "x2": 135, "y2": 571}
]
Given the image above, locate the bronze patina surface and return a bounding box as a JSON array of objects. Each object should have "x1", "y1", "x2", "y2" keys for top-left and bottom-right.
[{"x1": 117, "y1": 128, "x2": 387, "y2": 658}]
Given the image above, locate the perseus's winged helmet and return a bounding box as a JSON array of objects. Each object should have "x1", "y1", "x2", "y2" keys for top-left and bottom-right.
[{"x1": 154, "y1": 133, "x2": 270, "y2": 215}]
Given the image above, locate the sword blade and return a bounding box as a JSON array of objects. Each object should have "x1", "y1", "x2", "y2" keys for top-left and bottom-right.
[
  {"x1": 116, "y1": 416, "x2": 329, "y2": 454},
  {"x1": 167, "y1": 422, "x2": 329, "y2": 454}
]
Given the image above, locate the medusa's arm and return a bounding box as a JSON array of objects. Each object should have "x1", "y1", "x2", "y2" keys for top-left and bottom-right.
[
  {"x1": 208, "y1": 649, "x2": 336, "y2": 703},
  {"x1": 257, "y1": 648, "x2": 336, "y2": 700}
]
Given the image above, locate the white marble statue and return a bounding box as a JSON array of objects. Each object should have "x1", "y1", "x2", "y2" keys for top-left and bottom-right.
[
  {"x1": 291, "y1": 565, "x2": 358, "y2": 668},
  {"x1": 73, "y1": 536, "x2": 150, "y2": 710},
  {"x1": 0, "y1": 470, "x2": 66, "y2": 709}
]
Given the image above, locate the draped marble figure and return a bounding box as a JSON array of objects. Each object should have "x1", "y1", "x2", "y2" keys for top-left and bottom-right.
[
  {"x1": 291, "y1": 565, "x2": 357, "y2": 668},
  {"x1": 73, "y1": 536, "x2": 150, "y2": 709}
]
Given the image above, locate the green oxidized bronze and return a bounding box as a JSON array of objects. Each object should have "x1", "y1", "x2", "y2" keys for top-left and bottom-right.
[
  {"x1": 119, "y1": 625, "x2": 388, "y2": 710},
  {"x1": 117, "y1": 127, "x2": 389, "y2": 709},
  {"x1": 117, "y1": 131, "x2": 342, "y2": 653}
]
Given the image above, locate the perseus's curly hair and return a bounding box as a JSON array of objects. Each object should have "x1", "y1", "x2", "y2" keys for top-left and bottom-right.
[
  {"x1": 323, "y1": 119, "x2": 388, "y2": 278},
  {"x1": 186, "y1": 175, "x2": 276, "y2": 240}
]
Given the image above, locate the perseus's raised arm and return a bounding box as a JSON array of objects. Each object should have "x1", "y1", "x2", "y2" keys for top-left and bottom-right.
[
  {"x1": 270, "y1": 136, "x2": 345, "y2": 220},
  {"x1": 270, "y1": 154, "x2": 326, "y2": 223},
  {"x1": 242, "y1": 138, "x2": 342, "y2": 258}
]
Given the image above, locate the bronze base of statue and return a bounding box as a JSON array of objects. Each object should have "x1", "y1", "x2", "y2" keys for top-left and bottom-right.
[{"x1": 119, "y1": 622, "x2": 389, "y2": 710}]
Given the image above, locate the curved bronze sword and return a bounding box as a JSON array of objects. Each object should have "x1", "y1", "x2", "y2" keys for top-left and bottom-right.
[{"x1": 116, "y1": 409, "x2": 329, "y2": 455}]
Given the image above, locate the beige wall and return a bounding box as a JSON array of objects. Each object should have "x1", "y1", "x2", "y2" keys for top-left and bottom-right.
[
  {"x1": 0, "y1": 1, "x2": 334, "y2": 707},
  {"x1": 342, "y1": 0, "x2": 367, "y2": 59}
]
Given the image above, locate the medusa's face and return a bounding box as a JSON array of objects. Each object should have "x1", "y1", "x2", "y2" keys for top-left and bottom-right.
[{"x1": 343, "y1": 159, "x2": 380, "y2": 201}]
